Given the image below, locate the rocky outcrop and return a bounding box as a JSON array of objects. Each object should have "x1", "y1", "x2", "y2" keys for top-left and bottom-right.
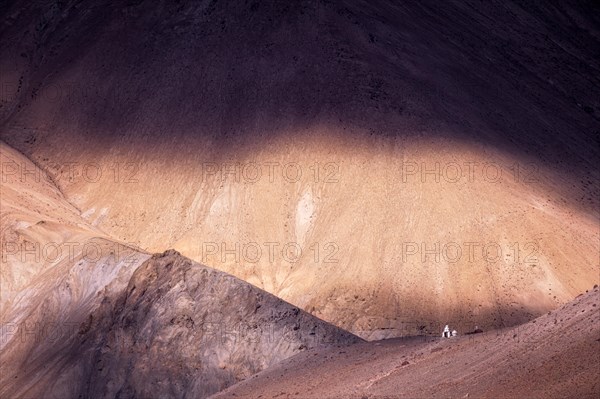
[{"x1": 72, "y1": 250, "x2": 361, "y2": 399}]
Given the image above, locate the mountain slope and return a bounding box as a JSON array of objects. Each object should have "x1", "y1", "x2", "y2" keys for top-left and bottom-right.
[
  {"x1": 0, "y1": 140, "x2": 150, "y2": 398},
  {"x1": 73, "y1": 250, "x2": 360, "y2": 399},
  {"x1": 1, "y1": 0, "x2": 598, "y2": 338},
  {"x1": 214, "y1": 286, "x2": 600, "y2": 399},
  {"x1": 0, "y1": 141, "x2": 359, "y2": 398}
]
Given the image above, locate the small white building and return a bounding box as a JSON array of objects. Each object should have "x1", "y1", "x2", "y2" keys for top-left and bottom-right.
[
  {"x1": 442, "y1": 325, "x2": 457, "y2": 338},
  {"x1": 442, "y1": 325, "x2": 451, "y2": 338}
]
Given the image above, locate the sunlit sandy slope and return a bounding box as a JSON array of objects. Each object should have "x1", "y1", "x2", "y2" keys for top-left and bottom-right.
[
  {"x1": 0, "y1": 141, "x2": 359, "y2": 398},
  {"x1": 1, "y1": 0, "x2": 598, "y2": 339},
  {"x1": 4, "y1": 135, "x2": 597, "y2": 340},
  {"x1": 0, "y1": 140, "x2": 150, "y2": 397},
  {"x1": 0, "y1": 141, "x2": 139, "y2": 307}
]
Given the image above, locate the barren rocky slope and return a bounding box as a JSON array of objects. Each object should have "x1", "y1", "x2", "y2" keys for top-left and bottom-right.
[
  {"x1": 214, "y1": 286, "x2": 600, "y2": 399},
  {"x1": 1, "y1": 0, "x2": 598, "y2": 339},
  {"x1": 72, "y1": 250, "x2": 360, "y2": 399},
  {"x1": 0, "y1": 142, "x2": 359, "y2": 398},
  {"x1": 1, "y1": 1, "x2": 599, "y2": 397},
  {"x1": 0, "y1": 140, "x2": 150, "y2": 397}
]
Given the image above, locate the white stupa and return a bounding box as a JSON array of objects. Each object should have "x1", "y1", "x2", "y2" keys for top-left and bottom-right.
[{"x1": 442, "y1": 325, "x2": 451, "y2": 338}]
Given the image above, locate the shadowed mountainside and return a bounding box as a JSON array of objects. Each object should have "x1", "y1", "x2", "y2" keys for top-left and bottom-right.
[
  {"x1": 72, "y1": 250, "x2": 360, "y2": 399},
  {"x1": 214, "y1": 286, "x2": 600, "y2": 399}
]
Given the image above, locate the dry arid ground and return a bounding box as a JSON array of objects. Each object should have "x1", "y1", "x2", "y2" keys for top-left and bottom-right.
[
  {"x1": 0, "y1": 143, "x2": 359, "y2": 398},
  {"x1": 213, "y1": 287, "x2": 600, "y2": 399},
  {"x1": 0, "y1": 0, "x2": 599, "y2": 398},
  {"x1": 1, "y1": 0, "x2": 598, "y2": 340}
]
